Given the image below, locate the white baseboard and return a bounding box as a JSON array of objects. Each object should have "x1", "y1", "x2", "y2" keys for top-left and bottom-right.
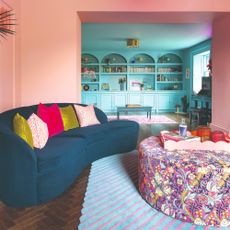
[{"x1": 210, "y1": 123, "x2": 229, "y2": 133}]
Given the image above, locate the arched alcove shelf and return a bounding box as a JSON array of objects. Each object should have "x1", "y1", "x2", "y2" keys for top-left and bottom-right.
[
  {"x1": 130, "y1": 53, "x2": 155, "y2": 64},
  {"x1": 81, "y1": 53, "x2": 100, "y2": 92},
  {"x1": 157, "y1": 53, "x2": 182, "y2": 63}
]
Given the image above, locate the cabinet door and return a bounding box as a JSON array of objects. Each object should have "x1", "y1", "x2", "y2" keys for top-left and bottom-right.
[
  {"x1": 82, "y1": 93, "x2": 100, "y2": 108},
  {"x1": 158, "y1": 93, "x2": 184, "y2": 112},
  {"x1": 158, "y1": 93, "x2": 180, "y2": 112},
  {"x1": 128, "y1": 94, "x2": 142, "y2": 105},
  {"x1": 158, "y1": 94, "x2": 172, "y2": 111},
  {"x1": 142, "y1": 94, "x2": 156, "y2": 109},
  {"x1": 114, "y1": 94, "x2": 127, "y2": 107},
  {"x1": 100, "y1": 94, "x2": 113, "y2": 112}
]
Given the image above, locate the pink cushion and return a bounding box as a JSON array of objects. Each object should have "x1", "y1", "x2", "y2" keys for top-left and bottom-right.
[
  {"x1": 74, "y1": 105, "x2": 100, "y2": 127},
  {"x1": 27, "y1": 113, "x2": 49, "y2": 149},
  {"x1": 37, "y1": 103, "x2": 64, "y2": 137}
]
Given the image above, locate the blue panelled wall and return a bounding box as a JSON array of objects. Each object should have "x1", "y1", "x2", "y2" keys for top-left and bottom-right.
[{"x1": 183, "y1": 39, "x2": 212, "y2": 111}]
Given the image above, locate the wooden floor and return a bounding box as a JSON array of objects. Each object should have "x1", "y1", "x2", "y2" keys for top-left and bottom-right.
[{"x1": 0, "y1": 113, "x2": 185, "y2": 230}]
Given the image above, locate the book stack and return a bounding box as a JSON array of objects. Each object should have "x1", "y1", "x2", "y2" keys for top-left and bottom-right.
[
  {"x1": 126, "y1": 104, "x2": 142, "y2": 108},
  {"x1": 160, "y1": 130, "x2": 230, "y2": 151},
  {"x1": 160, "y1": 130, "x2": 201, "y2": 149}
]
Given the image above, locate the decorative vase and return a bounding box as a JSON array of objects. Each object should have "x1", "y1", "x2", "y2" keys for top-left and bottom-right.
[{"x1": 120, "y1": 83, "x2": 125, "y2": 91}]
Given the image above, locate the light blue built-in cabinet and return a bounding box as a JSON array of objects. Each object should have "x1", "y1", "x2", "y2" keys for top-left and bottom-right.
[
  {"x1": 81, "y1": 52, "x2": 186, "y2": 113},
  {"x1": 82, "y1": 91, "x2": 186, "y2": 113}
]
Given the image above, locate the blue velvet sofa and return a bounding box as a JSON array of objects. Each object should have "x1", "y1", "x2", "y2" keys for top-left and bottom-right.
[{"x1": 0, "y1": 103, "x2": 139, "y2": 208}]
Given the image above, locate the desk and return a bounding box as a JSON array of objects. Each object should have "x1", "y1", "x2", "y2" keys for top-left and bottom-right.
[
  {"x1": 116, "y1": 106, "x2": 152, "y2": 119},
  {"x1": 138, "y1": 136, "x2": 230, "y2": 227}
]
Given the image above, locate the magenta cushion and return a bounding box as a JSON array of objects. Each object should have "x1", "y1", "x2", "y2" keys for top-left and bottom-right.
[
  {"x1": 74, "y1": 105, "x2": 100, "y2": 127},
  {"x1": 37, "y1": 103, "x2": 64, "y2": 137}
]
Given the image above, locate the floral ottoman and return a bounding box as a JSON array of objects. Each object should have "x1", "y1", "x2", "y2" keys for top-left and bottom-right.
[{"x1": 138, "y1": 136, "x2": 230, "y2": 227}]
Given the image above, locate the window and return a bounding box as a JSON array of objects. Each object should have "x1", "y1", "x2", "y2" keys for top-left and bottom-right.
[{"x1": 193, "y1": 50, "x2": 210, "y2": 94}]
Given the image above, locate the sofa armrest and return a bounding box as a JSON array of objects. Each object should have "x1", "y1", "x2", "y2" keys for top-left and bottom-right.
[{"x1": 0, "y1": 124, "x2": 37, "y2": 207}]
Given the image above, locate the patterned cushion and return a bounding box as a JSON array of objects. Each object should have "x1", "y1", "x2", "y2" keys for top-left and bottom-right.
[
  {"x1": 60, "y1": 105, "x2": 79, "y2": 131},
  {"x1": 37, "y1": 103, "x2": 64, "y2": 137},
  {"x1": 74, "y1": 105, "x2": 100, "y2": 127},
  {"x1": 13, "y1": 113, "x2": 34, "y2": 149},
  {"x1": 27, "y1": 113, "x2": 49, "y2": 149}
]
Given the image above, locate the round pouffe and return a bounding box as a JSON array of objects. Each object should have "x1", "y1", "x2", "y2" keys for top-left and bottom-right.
[{"x1": 138, "y1": 136, "x2": 230, "y2": 227}]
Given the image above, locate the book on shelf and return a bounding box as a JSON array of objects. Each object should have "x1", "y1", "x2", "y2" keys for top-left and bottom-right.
[{"x1": 160, "y1": 130, "x2": 201, "y2": 143}]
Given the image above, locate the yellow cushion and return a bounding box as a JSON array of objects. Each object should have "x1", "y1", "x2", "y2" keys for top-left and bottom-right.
[
  {"x1": 60, "y1": 105, "x2": 79, "y2": 131},
  {"x1": 13, "y1": 113, "x2": 34, "y2": 149}
]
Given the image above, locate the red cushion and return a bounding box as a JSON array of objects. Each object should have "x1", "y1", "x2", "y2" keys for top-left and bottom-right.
[{"x1": 37, "y1": 103, "x2": 64, "y2": 137}]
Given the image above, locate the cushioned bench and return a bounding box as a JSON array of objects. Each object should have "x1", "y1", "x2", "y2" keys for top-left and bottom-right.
[{"x1": 138, "y1": 136, "x2": 230, "y2": 227}]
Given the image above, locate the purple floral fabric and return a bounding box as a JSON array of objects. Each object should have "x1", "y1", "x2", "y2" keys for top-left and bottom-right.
[{"x1": 138, "y1": 136, "x2": 230, "y2": 227}]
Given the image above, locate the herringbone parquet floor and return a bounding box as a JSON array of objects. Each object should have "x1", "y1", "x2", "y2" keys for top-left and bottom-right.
[
  {"x1": 0, "y1": 166, "x2": 90, "y2": 230},
  {"x1": 0, "y1": 113, "x2": 183, "y2": 230}
]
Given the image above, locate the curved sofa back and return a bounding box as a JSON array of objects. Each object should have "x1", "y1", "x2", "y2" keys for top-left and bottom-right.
[{"x1": 0, "y1": 103, "x2": 108, "y2": 129}]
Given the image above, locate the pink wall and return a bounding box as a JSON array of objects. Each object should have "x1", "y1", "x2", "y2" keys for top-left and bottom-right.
[
  {"x1": 211, "y1": 14, "x2": 230, "y2": 132},
  {"x1": 0, "y1": 0, "x2": 20, "y2": 112},
  {"x1": 20, "y1": 0, "x2": 80, "y2": 105},
  {"x1": 0, "y1": 35, "x2": 14, "y2": 112},
  {"x1": 1, "y1": 0, "x2": 230, "y2": 135}
]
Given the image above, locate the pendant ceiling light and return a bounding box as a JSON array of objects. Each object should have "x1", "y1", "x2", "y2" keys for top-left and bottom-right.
[{"x1": 127, "y1": 39, "x2": 139, "y2": 48}]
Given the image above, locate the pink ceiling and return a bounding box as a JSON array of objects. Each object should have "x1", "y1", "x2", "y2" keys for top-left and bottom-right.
[{"x1": 78, "y1": 12, "x2": 227, "y2": 24}]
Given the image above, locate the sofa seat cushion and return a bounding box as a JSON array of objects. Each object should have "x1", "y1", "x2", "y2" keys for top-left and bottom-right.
[
  {"x1": 56, "y1": 120, "x2": 139, "y2": 163},
  {"x1": 107, "y1": 120, "x2": 139, "y2": 129},
  {"x1": 35, "y1": 136, "x2": 86, "y2": 175},
  {"x1": 85, "y1": 119, "x2": 139, "y2": 162},
  {"x1": 57, "y1": 120, "x2": 137, "y2": 138},
  {"x1": 57, "y1": 123, "x2": 109, "y2": 141}
]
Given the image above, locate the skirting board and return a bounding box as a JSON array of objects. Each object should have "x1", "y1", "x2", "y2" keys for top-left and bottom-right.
[{"x1": 210, "y1": 122, "x2": 230, "y2": 133}]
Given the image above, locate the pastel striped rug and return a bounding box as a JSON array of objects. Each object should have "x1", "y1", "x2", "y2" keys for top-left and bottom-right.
[
  {"x1": 78, "y1": 151, "x2": 226, "y2": 230},
  {"x1": 108, "y1": 115, "x2": 177, "y2": 124}
]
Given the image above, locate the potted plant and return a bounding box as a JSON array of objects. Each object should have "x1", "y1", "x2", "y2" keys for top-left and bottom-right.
[
  {"x1": 118, "y1": 77, "x2": 126, "y2": 91},
  {"x1": 207, "y1": 58, "x2": 212, "y2": 77},
  {"x1": 175, "y1": 104, "x2": 181, "y2": 113},
  {"x1": 0, "y1": 10, "x2": 16, "y2": 39},
  {"x1": 181, "y1": 95, "x2": 189, "y2": 113}
]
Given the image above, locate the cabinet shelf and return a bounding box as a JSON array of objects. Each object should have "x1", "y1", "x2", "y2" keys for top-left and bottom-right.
[
  {"x1": 82, "y1": 63, "x2": 98, "y2": 66},
  {"x1": 101, "y1": 63, "x2": 127, "y2": 66},
  {"x1": 81, "y1": 72, "x2": 99, "y2": 74},
  {"x1": 157, "y1": 81, "x2": 183, "y2": 83},
  {"x1": 101, "y1": 72, "x2": 127, "y2": 75},
  {"x1": 82, "y1": 81, "x2": 100, "y2": 84},
  {"x1": 129, "y1": 72, "x2": 154, "y2": 75},
  {"x1": 157, "y1": 63, "x2": 182, "y2": 66},
  {"x1": 156, "y1": 72, "x2": 182, "y2": 74},
  {"x1": 129, "y1": 63, "x2": 155, "y2": 66},
  {"x1": 81, "y1": 52, "x2": 184, "y2": 93}
]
